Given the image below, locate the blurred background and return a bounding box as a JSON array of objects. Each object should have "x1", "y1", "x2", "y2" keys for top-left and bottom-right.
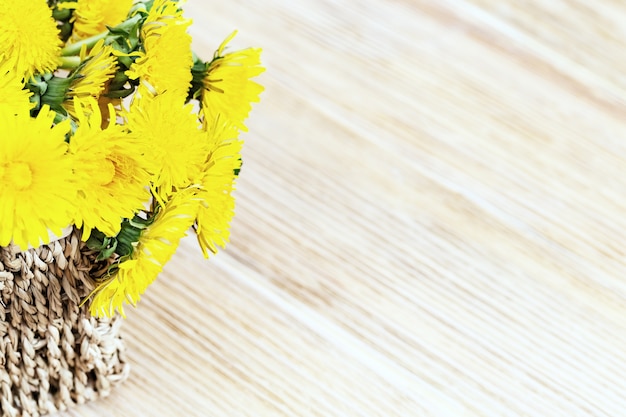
[{"x1": 67, "y1": 1, "x2": 626, "y2": 416}]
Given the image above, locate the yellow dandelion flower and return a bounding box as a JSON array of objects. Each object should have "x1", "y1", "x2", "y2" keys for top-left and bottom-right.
[
  {"x1": 64, "y1": 40, "x2": 118, "y2": 118},
  {"x1": 126, "y1": 0, "x2": 192, "y2": 101},
  {"x1": 195, "y1": 119, "x2": 243, "y2": 257},
  {"x1": 89, "y1": 188, "x2": 200, "y2": 317},
  {"x1": 69, "y1": 99, "x2": 151, "y2": 240},
  {"x1": 0, "y1": 0, "x2": 62, "y2": 79},
  {"x1": 200, "y1": 31, "x2": 264, "y2": 131},
  {"x1": 0, "y1": 106, "x2": 75, "y2": 250},
  {"x1": 0, "y1": 56, "x2": 33, "y2": 113},
  {"x1": 61, "y1": 0, "x2": 133, "y2": 41},
  {"x1": 124, "y1": 92, "x2": 208, "y2": 199}
]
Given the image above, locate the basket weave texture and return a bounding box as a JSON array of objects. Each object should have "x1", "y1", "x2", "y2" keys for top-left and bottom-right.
[{"x1": 0, "y1": 229, "x2": 128, "y2": 417}]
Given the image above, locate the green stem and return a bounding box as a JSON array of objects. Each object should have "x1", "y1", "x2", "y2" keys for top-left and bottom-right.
[
  {"x1": 61, "y1": 31, "x2": 108, "y2": 56},
  {"x1": 58, "y1": 56, "x2": 81, "y2": 70},
  {"x1": 129, "y1": 1, "x2": 148, "y2": 15}
]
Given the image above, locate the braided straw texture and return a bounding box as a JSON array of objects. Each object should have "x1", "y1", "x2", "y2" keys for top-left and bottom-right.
[{"x1": 0, "y1": 228, "x2": 128, "y2": 417}]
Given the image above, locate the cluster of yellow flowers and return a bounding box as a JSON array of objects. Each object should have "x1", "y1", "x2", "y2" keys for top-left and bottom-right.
[{"x1": 0, "y1": 0, "x2": 263, "y2": 317}]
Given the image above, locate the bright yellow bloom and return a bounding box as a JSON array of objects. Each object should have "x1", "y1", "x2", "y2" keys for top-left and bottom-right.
[
  {"x1": 126, "y1": 0, "x2": 192, "y2": 102},
  {"x1": 195, "y1": 119, "x2": 243, "y2": 257},
  {"x1": 64, "y1": 41, "x2": 118, "y2": 119},
  {"x1": 201, "y1": 31, "x2": 264, "y2": 131},
  {"x1": 124, "y1": 92, "x2": 208, "y2": 199},
  {"x1": 0, "y1": 106, "x2": 75, "y2": 250},
  {"x1": 69, "y1": 100, "x2": 151, "y2": 240},
  {"x1": 0, "y1": 56, "x2": 32, "y2": 113},
  {"x1": 0, "y1": 0, "x2": 62, "y2": 79},
  {"x1": 89, "y1": 188, "x2": 200, "y2": 317},
  {"x1": 62, "y1": 0, "x2": 133, "y2": 41}
]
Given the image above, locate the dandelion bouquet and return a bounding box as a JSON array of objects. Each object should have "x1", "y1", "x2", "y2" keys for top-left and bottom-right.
[{"x1": 0, "y1": 0, "x2": 263, "y2": 321}]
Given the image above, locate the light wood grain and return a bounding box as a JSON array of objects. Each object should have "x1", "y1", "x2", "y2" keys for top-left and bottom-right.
[{"x1": 59, "y1": 1, "x2": 626, "y2": 416}]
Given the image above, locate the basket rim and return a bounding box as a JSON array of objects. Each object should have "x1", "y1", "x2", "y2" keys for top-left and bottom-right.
[{"x1": 12, "y1": 225, "x2": 74, "y2": 251}]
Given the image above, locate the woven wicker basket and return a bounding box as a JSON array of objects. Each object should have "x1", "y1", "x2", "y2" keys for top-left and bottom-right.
[{"x1": 0, "y1": 228, "x2": 129, "y2": 417}]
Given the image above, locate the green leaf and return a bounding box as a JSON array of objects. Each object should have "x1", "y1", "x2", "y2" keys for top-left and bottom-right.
[
  {"x1": 106, "y1": 87, "x2": 136, "y2": 99},
  {"x1": 107, "y1": 14, "x2": 144, "y2": 38},
  {"x1": 114, "y1": 215, "x2": 154, "y2": 258},
  {"x1": 128, "y1": 215, "x2": 153, "y2": 230},
  {"x1": 187, "y1": 59, "x2": 209, "y2": 102},
  {"x1": 85, "y1": 229, "x2": 107, "y2": 251},
  {"x1": 52, "y1": 7, "x2": 71, "y2": 20},
  {"x1": 97, "y1": 238, "x2": 119, "y2": 261},
  {"x1": 86, "y1": 230, "x2": 119, "y2": 261}
]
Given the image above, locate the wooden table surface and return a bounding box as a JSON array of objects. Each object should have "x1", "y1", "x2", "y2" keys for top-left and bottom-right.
[{"x1": 61, "y1": 1, "x2": 626, "y2": 416}]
